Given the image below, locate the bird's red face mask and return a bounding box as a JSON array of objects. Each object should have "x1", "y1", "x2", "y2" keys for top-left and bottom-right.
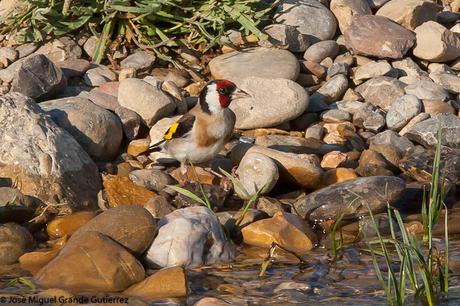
[{"x1": 215, "y1": 80, "x2": 236, "y2": 108}]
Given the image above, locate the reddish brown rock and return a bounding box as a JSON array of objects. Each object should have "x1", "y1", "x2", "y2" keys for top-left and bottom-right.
[
  {"x1": 103, "y1": 175, "x2": 156, "y2": 207},
  {"x1": 344, "y1": 15, "x2": 416, "y2": 59},
  {"x1": 124, "y1": 266, "x2": 187, "y2": 299}
]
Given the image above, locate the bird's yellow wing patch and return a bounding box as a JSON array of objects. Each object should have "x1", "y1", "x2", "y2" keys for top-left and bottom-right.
[{"x1": 163, "y1": 122, "x2": 180, "y2": 140}]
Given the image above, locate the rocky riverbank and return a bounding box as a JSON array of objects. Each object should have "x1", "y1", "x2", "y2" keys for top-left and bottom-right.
[{"x1": 1, "y1": 0, "x2": 460, "y2": 304}]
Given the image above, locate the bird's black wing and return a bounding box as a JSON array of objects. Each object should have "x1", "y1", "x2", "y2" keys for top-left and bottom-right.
[
  {"x1": 149, "y1": 114, "x2": 196, "y2": 149},
  {"x1": 163, "y1": 114, "x2": 196, "y2": 140}
]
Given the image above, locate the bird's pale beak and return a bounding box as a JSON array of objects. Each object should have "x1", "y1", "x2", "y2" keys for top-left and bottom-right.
[{"x1": 231, "y1": 88, "x2": 250, "y2": 99}]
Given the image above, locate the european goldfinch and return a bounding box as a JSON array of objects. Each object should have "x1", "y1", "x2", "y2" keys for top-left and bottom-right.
[{"x1": 151, "y1": 79, "x2": 248, "y2": 173}]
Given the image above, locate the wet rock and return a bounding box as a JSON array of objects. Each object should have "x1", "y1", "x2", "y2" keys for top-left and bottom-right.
[
  {"x1": 404, "y1": 80, "x2": 450, "y2": 101},
  {"x1": 263, "y1": 24, "x2": 309, "y2": 53},
  {"x1": 353, "y1": 60, "x2": 394, "y2": 82},
  {"x1": 129, "y1": 169, "x2": 176, "y2": 193},
  {"x1": 10, "y1": 54, "x2": 65, "y2": 101},
  {"x1": 120, "y1": 51, "x2": 156, "y2": 71},
  {"x1": 422, "y1": 100, "x2": 455, "y2": 117},
  {"x1": 310, "y1": 74, "x2": 348, "y2": 104},
  {"x1": 46, "y1": 211, "x2": 97, "y2": 238},
  {"x1": 344, "y1": 15, "x2": 416, "y2": 59},
  {"x1": 0, "y1": 93, "x2": 100, "y2": 211},
  {"x1": 194, "y1": 297, "x2": 232, "y2": 306},
  {"x1": 376, "y1": 0, "x2": 441, "y2": 30},
  {"x1": 36, "y1": 231, "x2": 145, "y2": 292},
  {"x1": 118, "y1": 78, "x2": 176, "y2": 126},
  {"x1": 103, "y1": 175, "x2": 156, "y2": 208},
  {"x1": 321, "y1": 167, "x2": 358, "y2": 187},
  {"x1": 405, "y1": 113, "x2": 460, "y2": 149},
  {"x1": 0, "y1": 223, "x2": 34, "y2": 265},
  {"x1": 56, "y1": 58, "x2": 91, "y2": 78},
  {"x1": 19, "y1": 248, "x2": 61, "y2": 275},
  {"x1": 209, "y1": 48, "x2": 299, "y2": 84},
  {"x1": 231, "y1": 144, "x2": 323, "y2": 189},
  {"x1": 429, "y1": 72, "x2": 460, "y2": 94},
  {"x1": 294, "y1": 176, "x2": 406, "y2": 221},
  {"x1": 72, "y1": 205, "x2": 156, "y2": 255},
  {"x1": 303, "y1": 40, "x2": 339, "y2": 63},
  {"x1": 274, "y1": 0, "x2": 337, "y2": 43},
  {"x1": 413, "y1": 21, "x2": 460, "y2": 63},
  {"x1": 145, "y1": 206, "x2": 235, "y2": 268},
  {"x1": 229, "y1": 77, "x2": 308, "y2": 129},
  {"x1": 124, "y1": 266, "x2": 187, "y2": 299},
  {"x1": 40, "y1": 97, "x2": 123, "y2": 161},
  {"x1": 386, "y1": 94, "x2": 422, "y2": 131},
  {"x1": 355, "y1": 76, "x2": 406, "y2": 111},
  {"x1": 235, "y1": 152, "x2": 279, "y2": 199},
  {"x1": 83, "y1": 65, "x2": 117, "y2": 86},
  {"x1": 330, "y1": 0, "x2": 372, "y2": 34},
  {"x1": 241, "y1": 211, "x2": 317, "y2": 254}
]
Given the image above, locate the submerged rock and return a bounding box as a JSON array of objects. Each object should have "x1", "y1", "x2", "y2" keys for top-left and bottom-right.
[
  {"x1": 124, "y1": 266, "x2": 187, "y2": 299},
  {"x1": 241, "y1": 212, "x2": 317, "y2": 254},
  {"x1": 145, "y1": 206, "x2": 235, "y2": 268}
]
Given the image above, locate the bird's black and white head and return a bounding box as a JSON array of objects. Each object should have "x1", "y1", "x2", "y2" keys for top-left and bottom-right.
[{"x1": 199, "y1": 79, "x2": 248, "y2": 114}]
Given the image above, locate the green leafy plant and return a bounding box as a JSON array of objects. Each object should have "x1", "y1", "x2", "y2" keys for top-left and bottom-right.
[
  {"x1": 364, "y1": 127, "x2": 449, "y2": 306},
  {"x1": 1, "y1": 0, "x2": 277, "y2": 64}
]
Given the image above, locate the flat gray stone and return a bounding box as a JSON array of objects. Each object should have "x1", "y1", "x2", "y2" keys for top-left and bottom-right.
[
  {"x1": 209, "y1": 48, "x2": 299, "y2": 84},
  {"x1": 293, "y1": 176, "x2": 405, "y2": 221},
  {"x1": 405, "y1": 114, "x2": 460, "y2": 149},
  {"x1": 274, "y1": 0, "x2": 337, "y2": 43}
]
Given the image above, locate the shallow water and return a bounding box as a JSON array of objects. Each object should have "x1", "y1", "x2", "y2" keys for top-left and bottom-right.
[
  {"x1": 2, "y1": 237, "x2": 460, "y2": 305},
  {"x1": 185, "y1": 238, "x2": 460, "y2": 306}
]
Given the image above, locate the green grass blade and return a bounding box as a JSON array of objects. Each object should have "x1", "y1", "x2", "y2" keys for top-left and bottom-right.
[{"x1": 166, "y1": 184, "x2": 208, "y2": 207}]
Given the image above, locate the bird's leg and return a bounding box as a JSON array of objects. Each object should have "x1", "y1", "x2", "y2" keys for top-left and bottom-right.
[{"x1": 180, "y1": 161, "x2": 188, "y2": 176}]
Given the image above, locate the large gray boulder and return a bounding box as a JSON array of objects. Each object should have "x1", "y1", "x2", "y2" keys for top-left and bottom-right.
[{"x1": 0, "y1": 93, "x2": 101, "y2": 212}]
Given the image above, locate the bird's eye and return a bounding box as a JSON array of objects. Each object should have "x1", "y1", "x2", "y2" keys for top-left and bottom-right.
[{"x1": 218, "y1": 88, "x2": 226, "y2": 95}]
